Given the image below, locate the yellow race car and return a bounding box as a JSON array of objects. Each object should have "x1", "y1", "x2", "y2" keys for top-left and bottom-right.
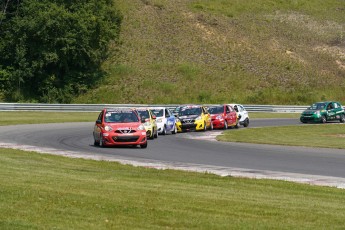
[
  {"x1": 136, "y1": 108, "x2": 158, "y2": 139},
  {"x1": 175, "y1": 105, "x2": 212, "y2": 132}
]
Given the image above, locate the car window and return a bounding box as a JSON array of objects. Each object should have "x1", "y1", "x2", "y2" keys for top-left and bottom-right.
[
  {"x1": 104, "y1": 110, "x2": 139, "y2": 123},
  {"x1": 137, "y1": 110, "x2": 150, "y2": 120},
  {"x1": 208, "y1": 106, "x2": 224, "y2": 114},
  {"x1": 334, "y1": 103, "x2": 338, "y2": 109},
  {"x1": 226, "y1": 106, "x2": 230, "y2": 113},
  {"x1": 97, "y1": 111, "x2": 103, "y2": 121},
  {"x1": 152, "y1": 109, "x2": 164, "y2": 117},
  {"x1": 309, "y1": 103, "x2": 325, "y2": 110},
  {"x1": 179, "y1": 107, "x2": 202, "y2": 116},
  {"x1": 233, "y1": 105, "x2": 239, "y2": 112},
  {"x1": 165, "y1": 109, "x2": 170, "y2": 117},
  {"x1": 327, "y1": 103, "x2": 333, "y2": 110}
]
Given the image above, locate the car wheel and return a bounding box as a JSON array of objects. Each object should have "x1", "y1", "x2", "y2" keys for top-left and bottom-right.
[
  {"x1": 243, "y1": 118, "x2": 249, "y2": 127},
  {"x1": 340, "y1": 114, "x2": 345, "y2": 123},
  {"x1": 321, "y1": 116, "x2": 327, "y2": 124},
  {"x1": 162, "y1": 126, "x2": 166, "y2": 135},
  {"x1": 94, "y1": 139, "x2": 99, "y2": 146},
  {"x1": 99, "y1": 135, "x2": 104, "y2": 147},
  {"x1": 154, "y1": 129, "x2": 158, "y2": 138},
  {"x1": 223, "y1": 121, "x2": 228, "y2": 130},
  {"x1": 149, "y1": 131, "x2": 154, "y2": 140},
  {"x1": 140, "y1": 142, "x2": 148, "y2": 148},
  {"x1": 172, "y1": 124, "x2": 177, "y2": 134},
  {"x1": 203, "y1": 122, "x2": 207, "y2": 131},
  {"x1": 209, "y1": 122, "x2": 213, "y2": 130},
  {"x1": 235, "y1": 122, "x2": 239, "y2": 129}
]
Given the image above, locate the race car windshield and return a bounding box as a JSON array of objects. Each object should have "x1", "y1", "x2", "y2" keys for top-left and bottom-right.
[
  {"x1": 152, "y1": 109, "x2": 163, "y2": 117},
  {"x1": 208, "y1": 106, "x2": 223, "y2": 114},
  {"x1": 137, "y1": 110, "x2": 150, "y2": 119},
  {"x1": 104, "y1": 111, "x2": 139, "y2": 123},
  {"x1": 309, "y1": 103, "x2": 325, "y2": 110},
  {"x1": 179, "y1": 107, "x2": 202, "y2": 116}
]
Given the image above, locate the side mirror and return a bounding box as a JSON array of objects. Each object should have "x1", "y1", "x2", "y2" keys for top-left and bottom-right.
[
  {"x1": 141, "y1": 118, "x2": 146, "y2": 123},
  {"x1": 96, "y1": 120, "x2": 102, "y2": 124},
  {"x1": 238, "y1": 114, "x2": 242, "y2": 119},
  {"x1": 152, "y1": 115, "x2": 156, "y2": 119}
]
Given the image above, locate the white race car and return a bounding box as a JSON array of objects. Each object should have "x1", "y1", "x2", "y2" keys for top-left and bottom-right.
[
  {"x1": 228, "y1": 104, "x2": 250, "y2": 127},
  {"x1": 150, "y1": 107, "x2": 177, "y2": 135}
]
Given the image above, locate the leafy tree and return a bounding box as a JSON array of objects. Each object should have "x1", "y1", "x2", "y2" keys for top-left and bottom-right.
[{"x1": 0, "y1": 0, "x2": 122, "y2": 102}]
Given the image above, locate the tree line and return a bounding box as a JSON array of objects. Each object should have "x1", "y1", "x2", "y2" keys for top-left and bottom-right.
[{"x1": 0, "y1": 0, "x2": 122, "y2": 102}]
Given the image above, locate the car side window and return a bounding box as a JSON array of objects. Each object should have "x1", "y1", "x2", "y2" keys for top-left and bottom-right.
[
  {"x1": 165, "y1": 109, "x2": 170, "y2": 118},
  {"x1": 98, "y1": 111, "x2": 103, "y2": 121},
  {"x1": 334, "y1": 103, "x2": 338, "y2": 109},
  {"x1": 327, "y1": 103, "x2": 333, "y2": 110},
  {"x1": 226, "y1": 106, "x2": 230, "y2": 113}
]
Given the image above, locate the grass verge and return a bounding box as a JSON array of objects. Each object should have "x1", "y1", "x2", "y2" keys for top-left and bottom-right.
[
  {"x1": 218, "y1": 123, "x2": 345, "y2": 149},
  {"x1": 0, "y1": 112, "x2": 98, "y2": 126},
  {"x1": 1, "y1": 148, "x2": 345, "y2": 229}
]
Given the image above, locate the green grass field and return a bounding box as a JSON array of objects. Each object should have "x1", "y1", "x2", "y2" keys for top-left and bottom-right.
[
  {"x1": 1, "y1": 148, "x2": 345, "y2": 229},
  {"x1": 218, "y1": 123, "x2": 345, "y2": 149}
]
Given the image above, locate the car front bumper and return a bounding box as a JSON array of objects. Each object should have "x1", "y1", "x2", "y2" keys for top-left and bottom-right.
[
  {"x1": 300, "y1": 115, "x2": 322, "y2": 123},
  {"x1": 176, "y1": 120, "x2": 205, "y2": 132},
  {"x1": 102, "y1": 132, "x2": 147, "y2": 146}
]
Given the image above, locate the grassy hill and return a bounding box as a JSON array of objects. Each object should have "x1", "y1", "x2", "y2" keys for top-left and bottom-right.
[{"x1": 74, "y1": 0, "x2": 345, "y2": 105}]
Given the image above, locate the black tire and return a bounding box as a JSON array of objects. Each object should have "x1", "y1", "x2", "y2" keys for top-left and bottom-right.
[
  {"x1": 172, "y1": 124, "x2": 177, "y2": 134},
  {"x1": 209, "y1": 122, "x2": 213, "y2": 130},
  {"x1": 154, "y1": 129, "x2": 158, "y2": 138},
  {"x1": 203, "y1": 122, "x2": 207, "y2": 131},
  {"x1": 140, "y1": 142, "x2": 148, "y2": 148},
  {"x1": 224, "y1": 121, "x2": 228, "y2": 130},
  {"x1": 243, "y1": 118, "x2": 249, "y2": 127},
  {"x1": 340, "y1": 114, "x2": 345, "y2": 123},
  {"x1": 99, "y1": 135, "x2": 104, "y2": 147},
  {"x1": 321, "y1": 116, "x2": 327, "y2": 124},
  {"x1": 94, "y1": 139, "x2": 99, "y2": 146},
  {"x1": 162, "y1": 126, "x2": 166, "y2": 135}
]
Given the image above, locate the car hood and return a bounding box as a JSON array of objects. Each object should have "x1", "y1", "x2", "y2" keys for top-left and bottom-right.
[
  {"x1": 211, "y1": 114, "x2": 223, "y2": 119},
  {"x1": 107, "y1": 122, "x2": 141, "y2": 130}
]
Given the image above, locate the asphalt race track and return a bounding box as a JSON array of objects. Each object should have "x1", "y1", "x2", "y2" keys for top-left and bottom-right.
[{"x1": 1, "y1": 118, "x2": 345, "y2": 188}]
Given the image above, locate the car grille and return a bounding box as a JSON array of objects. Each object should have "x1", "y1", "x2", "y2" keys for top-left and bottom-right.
[
  {"x1": 181, "y1": 119, "x2": 195, "y2": 124},
  {"x1": 115, "y1": 129, "x2": 136, "y2": 134},
  {"x1": 112, "y1": 136, "x2": 139, "y2": 142}
]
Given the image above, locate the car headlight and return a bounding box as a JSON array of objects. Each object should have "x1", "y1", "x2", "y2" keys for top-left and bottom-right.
[
  {"x1": 137, "y1": 124, "x2": 145, "y2": 130},
  {"x1": 104, "y1": 125, "x2": 113, "y2": 131},
  {"x1": 195, "y1": 116, "x2": 202, "y2": 121}
]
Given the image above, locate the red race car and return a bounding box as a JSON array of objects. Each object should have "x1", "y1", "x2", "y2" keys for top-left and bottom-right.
[
  {"x1": 208, "y1": 104, "x2": 238, "y2": 129},
  {"x1": 93, "y1": 108, "x2": 148, "y2": 148}
]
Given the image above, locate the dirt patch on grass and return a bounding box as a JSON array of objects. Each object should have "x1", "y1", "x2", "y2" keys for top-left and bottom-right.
[{"x1": 323, "y1": 134, "x2": 345, "y2": 138}]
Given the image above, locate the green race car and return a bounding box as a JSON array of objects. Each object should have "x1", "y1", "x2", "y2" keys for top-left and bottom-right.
[{"x1": 300, "y1": 101, "x2": 345, "y2": 123}]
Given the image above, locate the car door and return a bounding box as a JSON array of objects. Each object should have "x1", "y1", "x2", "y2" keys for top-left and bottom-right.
[
  {"x1": 227, "y1": 105, "x2": 237, "y2": 125},
  {"x1": 326, "y1": 102, "x2": 336, "y2": 120},
  {"x1": 165, "y1": 108, "x2": 175, "y2": 131},
  {"x1": 333, "y1": 102, "x2": 343, "y2": 120},
  {"x1": 202, "y1": 106, "x2": 211, "y2": 127},
  {"x1": 93, "y1": 110, "x2": 104, "y2": 141}
]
